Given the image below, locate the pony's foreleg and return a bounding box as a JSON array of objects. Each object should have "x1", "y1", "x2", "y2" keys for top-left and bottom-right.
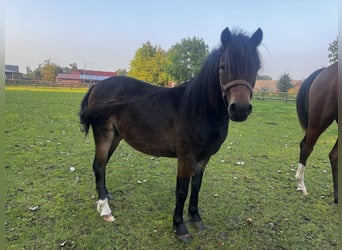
[
  {"x1": 188, "y1": 160, "x2": 208, "y2": 230},
  {"x1": 173, "y1": 177, "x2": 191, "y2": 243},
  {"x1": 329, "y1": 139, "x2": 338, "y2": 203},
  {"x1": 188, "y1": 171, "x2": 205, "y2": 229}
]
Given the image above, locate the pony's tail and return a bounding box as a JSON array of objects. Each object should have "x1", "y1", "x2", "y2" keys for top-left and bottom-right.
[
  {"x1": 79, "y1": 84, "x2": 96, "y2": 137},
  {"x1": 296, "y1": 68, "x2": 324, "y2": 130}
]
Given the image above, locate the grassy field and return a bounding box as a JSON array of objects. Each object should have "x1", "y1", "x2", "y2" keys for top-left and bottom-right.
[{"x1": 5, "y1": 88, "x2": 337, "y2": 249}]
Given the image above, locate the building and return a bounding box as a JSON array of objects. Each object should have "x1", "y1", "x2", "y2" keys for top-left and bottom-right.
[
  {"x1": 254, "y1": 80, "x2": 278, "y2": 92},
  {"x1": 254, "y1": 79, "x2": 302, "y2": 93},
  {"x1": 57, "y1": 69, "x2": 117, "y2": 84},
  {"x1": 5, "y1": 65, "x2": 23, "y2": 80}
]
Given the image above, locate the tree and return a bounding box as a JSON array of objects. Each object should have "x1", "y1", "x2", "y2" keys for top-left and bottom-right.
[
  {"x1": 277, "y1": 73, "x2": 293, "y2": 93},
  {"x1": 62, "y1": 63, "x2": 78, "y2": 73},
  {"x1": 26, "y1": 67, "x2": 42, "y2": 80},
  {"x1": 25, "y1": 66, "x2": 41, "y2": 79},
  {"x1": 328, "y1": 38, "x2": 338, "y2": 63},
  {"x1": 257, "y1": 74, "x2": 272, "y2": 80},
  {"x1": 69, "y1": 62, "x2": 78, "y2": 71},
  {"x1": 39, "y1": 59, "x2": 63, "y2": 81},
  {"x1": 151, "y1": 49, "x2": 171, "y2": 86},
  {"x1": 164, "y1": 37, "x2": 209, "y2": 83},
  {"x1": 128, "y1": 42, "x2": 170, "y2": 86},
  {"x1": 115, "y1": 68, "x2": 127, "y2": 76}
]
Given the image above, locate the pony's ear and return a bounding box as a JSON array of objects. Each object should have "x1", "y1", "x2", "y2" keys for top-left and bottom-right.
[
  {"x1": 250, "y1": 28, "x2": 263, "y2": 47},
  {"x1": 221, "y1": 27, "x2": 231, "y2": 45}
]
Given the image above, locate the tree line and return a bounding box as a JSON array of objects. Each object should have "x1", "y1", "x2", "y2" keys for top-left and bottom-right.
[
  {"x1": 26, "y1": 36, "x2": 338, "y2": 90},
  {"x1": 25, "y1": 37, "x2": 210, "y2": 86},
  {"x1": 26, "y1": 60, "x2": 78, "y2": 82}
]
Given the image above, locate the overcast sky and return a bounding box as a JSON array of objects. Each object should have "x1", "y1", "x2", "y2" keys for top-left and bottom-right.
[{"x1": 5, "y1": 0, "x2": 339, "y2": 80}]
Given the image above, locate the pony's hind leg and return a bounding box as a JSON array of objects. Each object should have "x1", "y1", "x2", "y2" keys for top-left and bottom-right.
[
  {"x1": 296, "y1": 126, "x2": 324, "y2": 195},
  {"x1": 295, "y1": 135, "x2": 311, "y2": 195},
  {"x1": 92, "y1": 123, "x2": 121, "y2": 222},
  {"x1": 296, "y1": 124, "x2": 331, "y2": 196},
  {"x1": 329, "y1": 139, "x2": 338, "y2": 203},
  {"x1": 104, "y1": 133, "x2": 122, "y2": 200}
]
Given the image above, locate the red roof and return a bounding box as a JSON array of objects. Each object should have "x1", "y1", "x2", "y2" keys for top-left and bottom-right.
[
  {"x1": 71, "y1": 69, "x2": 117, "y2": 77},
  {"x1": 57, "y1": 73, "x2": 80, "y2": 80}
]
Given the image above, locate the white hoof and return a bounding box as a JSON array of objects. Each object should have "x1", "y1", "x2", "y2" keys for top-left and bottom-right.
[
  {"x1": 296, "y1": 187, "x2": 309, "y2": 196},
  {"x1": 102, "y1": 214, "x2": 115, "y2": 222},
  {"x1": 97, "y1": 198, "x2": 115, "y2": 222}
]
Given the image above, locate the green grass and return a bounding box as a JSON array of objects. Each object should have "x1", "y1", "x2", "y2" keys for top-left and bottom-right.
[{"x1": 5, "y1": 89, "x2": 337, "y2": 249}]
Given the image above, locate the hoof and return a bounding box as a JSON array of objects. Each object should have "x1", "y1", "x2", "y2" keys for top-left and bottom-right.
[
  {"x1": 102, "y1": 214, "x2": 115, "y2": 222},
  {"x1": 175, "y1": 233, "x2": 193, "y2": 243},
  {"x1": 191, "y1": 221, "x2": 206, "y2": 230},
  {"x1": 296, "y1": 188, "x2": 308, "y2": 196}
]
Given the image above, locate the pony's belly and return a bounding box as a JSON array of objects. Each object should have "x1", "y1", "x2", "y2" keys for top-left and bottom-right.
[
  {"x1": 125, "y1": 139, "x2": 177, "y2": 158},
  {"x1": 119, "y1": 130, "x2": 177, "y2": 158}
]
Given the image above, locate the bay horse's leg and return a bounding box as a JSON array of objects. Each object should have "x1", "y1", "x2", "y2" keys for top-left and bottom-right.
[
  {"x1": 329, "y1": 139, "x2": 338, "y2": 203},
  {"x1": 189, "y1": 160, "x2": 208, "y2": 230},
  {"x1": 173, "y1": 177, "x2": 191, "y2": 242},
  {"x1": 296, "y1": 125, "x2": 331, "y2": 196},
  {"x1": 92, "y1": 124, "x2": 121, "y2": 222},
  {"x1": 173, "y1": 156, "x2": 196, "y2": 243},
  {"x1": 104, "y1": 133, "x2": 122, "y2": 200},
  {"x1": 296, "y1": 134, "x2": 311, "y2": 195}
]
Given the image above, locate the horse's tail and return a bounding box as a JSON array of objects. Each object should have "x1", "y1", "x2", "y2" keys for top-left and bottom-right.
[
  {"x1": 79, "y1": 84, "x2": 96, "y2": 137},
  {"x1": 79, "y1": 84, "x2": 127, "y2": 137},
  {"x1": 296, "y1": 68, "x2": 324, "y2": 130}
]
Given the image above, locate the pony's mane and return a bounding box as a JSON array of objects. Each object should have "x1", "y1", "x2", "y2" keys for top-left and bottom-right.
[
  {"x1": 181, "y1": 48, "x2": 222, "y2": 120},
  {"x1": 181, "y1": 30, "x2": 261, "y2": 121}
]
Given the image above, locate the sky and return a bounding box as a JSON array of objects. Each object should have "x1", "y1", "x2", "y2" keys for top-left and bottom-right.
[{"x1": 5, "y1": 0, "x2": 339, "y2": 80}]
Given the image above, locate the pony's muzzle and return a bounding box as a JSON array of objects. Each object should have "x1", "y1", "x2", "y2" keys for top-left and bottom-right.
[
  {"x1": 221, "y1": 79, "x2": 253, "y2": 122},
  {"x1": 228, "y1": 102, "x2": 252, "y2": 122}
]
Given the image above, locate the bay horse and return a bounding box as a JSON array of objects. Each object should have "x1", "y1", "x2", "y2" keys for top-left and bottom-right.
[
  {"x1": 79, "y1": 27, "x2": 263, "y2": 242},
  {"x1": 295, "y1": 62, "x2": 338, "y2": 203}
]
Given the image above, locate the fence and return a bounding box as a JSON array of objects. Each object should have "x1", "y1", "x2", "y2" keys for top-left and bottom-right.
[
  {"x1": 5, "y1": 80, "x2": 297, "y2": 103},
  {"x1": 5, "y1": 79, "x2": 91, "y2": 89},
  {"x1": 253, "y1": 91, "x2": 297, "y2": 103}
]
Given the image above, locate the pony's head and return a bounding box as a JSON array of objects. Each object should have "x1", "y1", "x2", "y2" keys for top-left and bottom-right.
[{"x1": 219, "y1": 27, "x2": 262, "y2": 122}]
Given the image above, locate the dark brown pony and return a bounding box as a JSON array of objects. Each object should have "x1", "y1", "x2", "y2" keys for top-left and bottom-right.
[
  {"x1": 79, "y1": 27, "x2": 263, "y2": 242},
  {"x1": 295, "y1": 62, "x2": 338, "y2": 203}
]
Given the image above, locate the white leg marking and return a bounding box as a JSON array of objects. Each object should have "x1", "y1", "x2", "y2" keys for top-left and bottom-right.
[
  {"x1": 97, "y1": 198, "x2": 115, "y2": 222},
  {"x1": 295, "y1": 163, "x2": 308, "y2": 195}
]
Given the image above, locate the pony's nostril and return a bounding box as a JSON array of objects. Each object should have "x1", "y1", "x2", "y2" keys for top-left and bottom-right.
[
  {"x1": 247, "y1": 104, "x2": 253, "y2": 115},
  {"x1": 229, "y1": 103, "x2": 236, "y2": 113}
]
